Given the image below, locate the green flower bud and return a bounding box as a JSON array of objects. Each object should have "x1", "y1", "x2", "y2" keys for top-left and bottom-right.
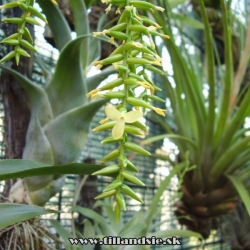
[
  {"x1": 127, "y1": 57, "x2": 151, "y2": 65},
  {"x1": 124, "y1": 77, "x2": 138, "y2": 85},
  {"x1": 101, "y1": 136, "x2": 121, "y2": 144},
  {"x1": 114, "y1": 64, "x2": 128, "y2": 72},
  {"x1": 124, "y1": 142, "x2": 151, "y2": 156},
  {"x1": 92, "y1": 121, "x2": 116, "y2": 132},
  {"x1": 25, "y1": 17, "x2": 42, "y2": 26},
  {"x1": 0, "y1": 39, "x2": 19, "y2": 45},
  {"x1": 102, "y1": 91, "x2": 125, "y2": 99},
  {"x1": 147, "y1": 94, "x2": 165, "y2": 103},
  {"x1": 129, "y1": 1, "x2": 155, "y2": 10},
  {"x1": 145, "y1": 65, "x2": 164, "y2": 75},
  {"x1": 15, "y1": 53, "x2": 20, "y2": 66},
  {"x1": 121, "y1": 184, "x2": 143, "y2": 203},
  {"x1": 2, "y1": 17, "x2": 23, "y2": 24},
  {"x1": 92, "y1": 164, "x2": 120, "y2": 175},
  {"x1": 18, "y1": 2, "x2": 29, "y2": 10},
  {"x1": 16, "y1": 48, "x2": 30, "y2": 57},
  {"x1": 1, "y1": 33, "x2": 19, "y2": 42},
  {"x1": 0, "y1": 1, "x2": 19, "y2": 9},
  {"x1": 122, "y1": 170, "x2": 145, "y2": 186},
  {"x1": 109, "y1": 22, "x2": 127, "y2": 32},
  {"x1": 100, "y1": 149, "x2": 120, "y2": 163},
  {"x1": 101, "y1": 54, "x2": 124, "y2": 65},
  {"x1": 0, "y1": 51, "x2": 15, "y2": 63},
  {"x1": 19, "y1": 39, "x2": 37, "y2": 52},
  {"x1": 128, "y1": 25, "x2": 150, "y2": 35},
  {"x1": 28, "y1": 6, "x2": 48, "y2": 23},
  {"x1": 127, "y1": 97, "x2": 152, "y2": 109},
  {"x1": 131, "y1": 121, "x2": 148, "y2": 134},
  {"x1": 114, "y1": 202, "x2": 121, "y2": 222},
  {"x1": 23, "y1": 27, "x2": 33, "y2": 44},
  {"x1": 103, "y1": 180, "x2": 122, "y2": 192},
  {"x1": 95, "y1": 189, "x2": 116, "y2": 200},
  {"x1": 108, "y1": 31, "x2": 128, "y2": 40},
  {"x1": 124, "y1": 125, "x2": 144, "y2": 136},
  {"x1": 126, "y1": 159, "x2": 139, "y2": 172},
  {"x1": 116, "y1": 193, "x2": 126, "y2": 211},
  {"x1": 99, "y1": 78, "x2": 123, "y2": 91},
  {"x1": 131, "y1": 17, "x2": 142, "y2": 25}
]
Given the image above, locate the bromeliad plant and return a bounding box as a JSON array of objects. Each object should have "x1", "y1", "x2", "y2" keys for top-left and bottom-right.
[
  {"x1": 142, "y1": 0, "x2": 250, "y2": 240},
  {"x1": 87, "y1": 0, "x2": 169, "y2": 220}
]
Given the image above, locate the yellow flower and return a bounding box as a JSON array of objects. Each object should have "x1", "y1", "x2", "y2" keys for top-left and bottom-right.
[
  {"x1": 105, "y1": 4, "x2": 112, "y2": 13},
  {"x1": 105, "y1": 106, "x2": 143, "y2": 139},
  {"x1": 51, "y1": 0, "x2": 58, "y2": 5},
  {"x1": 109, "y1": 37, "x2": 115, "y2": 44},
  {"x1": 152, "y1": 107, "x2": 166, "y2": 116}
]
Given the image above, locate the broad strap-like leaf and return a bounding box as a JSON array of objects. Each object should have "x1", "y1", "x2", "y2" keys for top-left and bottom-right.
[
  {"x1": 69, "y1": 0, "x2": 89, "y2": 37},
  {"x1": 0, "y1": 65, "x2": 53, "y2": 126},
  {"x1": 0, "y1": 159, "x2": 110, "y2": 181},
  {"x1": 36, "y1": 0, "x2": 71, "y2": 51},
  {"x1": 23, "y1": 117, "x2": 54, "y2": 164},
  {"x1": 227, "y1": 175, "x2": 250, "y2": 217},
  {"x1": 172, "y1": 13, "x2": 204, "y2": 29},
  {"x1": 43, "y1": 99, "x2": 106, "y2": 164},
  {"x1": 45, "y1": 35, "x2": 92, "y2": 117},
  {"x1": 0, "y1": 203, "x2": 56, "y2": 230}
]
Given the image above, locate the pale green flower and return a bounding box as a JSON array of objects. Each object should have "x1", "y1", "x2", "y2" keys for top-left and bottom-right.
[{"x1": 105, "y1": 106, "x2": 143, "y2": 139}]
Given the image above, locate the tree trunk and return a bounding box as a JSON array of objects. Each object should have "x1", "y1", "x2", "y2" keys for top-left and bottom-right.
[{"x1": 0, "y1": 5, "x2": 33, "y2": 199}]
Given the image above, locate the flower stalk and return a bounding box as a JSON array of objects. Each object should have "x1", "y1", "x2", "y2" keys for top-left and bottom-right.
[{"x1": 88, "y1": 0, "x2": 168, "y2": 221}]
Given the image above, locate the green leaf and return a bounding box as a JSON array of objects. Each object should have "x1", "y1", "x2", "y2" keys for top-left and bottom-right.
[
  {"x1": 69, "y1": 0, "x2": 89, "y2": 37},
  {"x1": 172, "y1": 13, "x2": 204, "y2": 29},
  {"x1": 71, "y1": 206, "x2": 115, "y2": 236},
  {"x1": 168, "y1": 0, "x2": 186, "y2": 9},
  {"x1": 83, "y1": 219, "x2": 95, "y2": 250},
  {"x1": 50, "y1": 219, "x2": 74, "y2": 250},
  {"x1": 227, "y1": 175, "x2": 250, "y2": 216},
  {"x1": 0, "y1": 159, "x2": 111, "y2": 181},
  {"x1": 43, "y1": 99, "x2": 105, "y2": 164},
  {"x1": 0, "y1": 203, "x2": 56, "y2": 230},
  {"x1": 45, "y1": 35, "x2": 90, "y2": 117},
  {"x1": 36, "y1": 0, "x2": 71, "y2": 51},
  {"x1": 23, "y1": 117, "x2": 54, "y2": 164},
  {"x1": 0, "y1": 65, "x2": 53, "y2": 126},
  {"x1": 141, "y1": 134, "x2": 197, "y2": 149}
]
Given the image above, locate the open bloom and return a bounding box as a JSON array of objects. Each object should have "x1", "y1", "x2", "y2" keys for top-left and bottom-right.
[{"x1": 105, "y1": 106, "x2": 143, "y2": 139}]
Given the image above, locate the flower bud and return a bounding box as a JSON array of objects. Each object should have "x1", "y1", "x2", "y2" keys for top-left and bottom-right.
[
  {"x1": 102, "y1": 91, "x2": 125, "y2": 99},
  {"x1": 19, "y1": 39, "x2": 37, "y2": 52},
  {"x1": 130, "y1": 121, "x2": 148, "y2": 133},
  {"x1": 122, "y1": 170, "x2": 145, "y2": 186},
  {"x1": 92, "y1": 121, "x2": 116, "y2": 132},
  {"x1": 124, "y1": 142, "x2": 151, "y2": 156},
  {"x1": 103, "y1": 180, "x2": 122, "y2": 192},
  {"x1": 147, "y1": 94, "x2": 165, "y2": 103},
  {"x1": 28, "y1": 6, "x2": 48, "y2": 23},
  {"x1": 116, "y1": 193, "x2": 126, "y2": 211},
  {"x1": 0, "y1": 39, "x2": 19, "y2": 45},
  {"x1": 23, "y1": 27, "x2": 33, "y2": 44},
  {"x1": 108, "y1": 31, "x2": 128, "y2": 40},
  {"x1": 109, "y1": 22, "x2": 127, "y2": 32},
  {"x1": 92, "y1": 164, "x2": 120, "y2": 175},
  {"x1": 127, "y1": 57, "x2": 151, "y2": 65},
  {"x1": 127, "y1": 97, "x2": 152, "y2": 109},
  {"x1": 121, "y1": 184, "x2": 143, "y2": 203},
  {"x1": 145, "y1": 65, "x2": 164, "y2": 75},
  {"x1": 0, "y1": 51, "x2": 15, "y2": 63},
  {"x1": 101, "y1": 54, "x2": 124, "y2": 65},
  {"x1": 0, "y1": 1, "x2": 19, "y2": 9},
  {"x1": 2, "y1": 17, "x2": 23, "y2": 24},
  {"x1": 124, "y1": 125, "x2": 144, "y2": 136},
  {"x1": 100, "y1": 149, "x2": 120, "y2": 163},
  {"x1": 129, "y1": 1, "x2": 154, "y2": 10},
  {"x1": 99, "y1": 78, "x2": 123, "y2": 91},
  {"x1": 25, "y1": 17, "x2": 42, "y2": 26},
  {"x1": 95, "y1": 189, "x2": 116, "y2": 200},
  {"x1": 16, "y1": 48, "x2": 30, "y2": 57},
  {"x1": 101, "y1": 136, "x2": 120, "y2": 144},
  {"x1": 126, "y1": 159, "x2": 139, "y2": 172}
]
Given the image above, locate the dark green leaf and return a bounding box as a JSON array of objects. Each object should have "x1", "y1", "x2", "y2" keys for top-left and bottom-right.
[{"x1": 0, "y1": 203, "x2": 56, "y2": 229}]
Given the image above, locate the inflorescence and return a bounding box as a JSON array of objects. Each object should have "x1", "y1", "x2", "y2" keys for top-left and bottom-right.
[{"x1": 88, "y1": 0, "x2": 169, "y2": 221}]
